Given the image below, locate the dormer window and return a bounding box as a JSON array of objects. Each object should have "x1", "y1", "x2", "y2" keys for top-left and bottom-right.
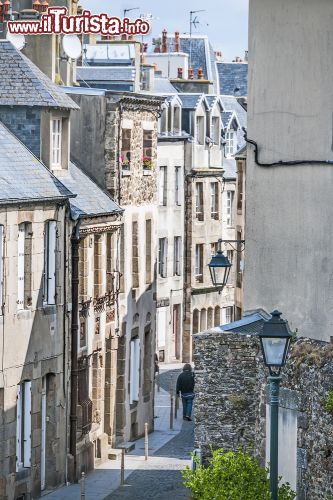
[
  {"x1": 211, "y1": 117, "x2": 220, "y2": 145},
  {"x1": 51, "y1": 118, "x2": 62, "y2": 168},
  {"x1": 225, "y1": 130, "x2": 237, "y2": 157},
  {"x1": 196, "y1": 116, "x2": 205, "y2": 145},
  {"x1": 173, "y1": 106, "x2": 181, "y2": 135}
]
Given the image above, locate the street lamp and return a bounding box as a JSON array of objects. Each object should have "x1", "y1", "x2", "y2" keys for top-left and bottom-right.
[
  {"x1": 208, "y1": 239, "x2": 232, "y2": 292},
  {"x1": 258, "y1": 310, "x2": 292, "y2": 500}
]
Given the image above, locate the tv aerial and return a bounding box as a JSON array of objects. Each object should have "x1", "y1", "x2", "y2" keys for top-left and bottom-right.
[
  {"x1": 6, "y1": 31, "x2": 26, "y2": 51},
  {"x1": 62, "y1": 34, "x2": 82, "y2": 60}
]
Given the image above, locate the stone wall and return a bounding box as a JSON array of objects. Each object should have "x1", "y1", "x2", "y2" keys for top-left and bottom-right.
[{"x1": 194, "y1": 330, "x2": 333, "y2": 499}]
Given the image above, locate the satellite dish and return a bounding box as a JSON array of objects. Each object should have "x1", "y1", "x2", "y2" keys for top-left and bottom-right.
[
  {"x1": 62, "y1": 35, "x2": 82, "y2": 60},
  {"x1": 6, "y1": 32, "x2": 26, "y2": 51}
]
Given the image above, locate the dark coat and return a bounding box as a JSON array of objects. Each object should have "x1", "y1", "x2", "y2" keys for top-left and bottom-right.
[{"x1": 176, "y1": 370, "x2": 195, "y2": 395}]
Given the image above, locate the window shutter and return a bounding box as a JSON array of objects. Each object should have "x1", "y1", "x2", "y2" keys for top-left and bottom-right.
[
  {"x1": 17, "y1": 225, "x2": 25, "y2": 309},
  {"x1": 163, "y1": 239, "x2": 168, "y2": 278},
  {"x1": 134, "y1": 338, "x2": 140, "y2": 401},
  {"x1": 23, "y1": 381, "x2": 32, "y2": 467},
  {"x1": 159, "y1": 167, "x2": 165, "y2": 205},
  {"x1": 47, "y1": 221, "x2": 56, "y2": 305},
  {"x1": 16, "y1": 385, "x2": 22, "y2": 471},
  {"x1": 130, "y1": 340, "x2": 135, "y2": 404},
  {"x1": 0, "y1": 226, "x2": 4, "y2": 309}
]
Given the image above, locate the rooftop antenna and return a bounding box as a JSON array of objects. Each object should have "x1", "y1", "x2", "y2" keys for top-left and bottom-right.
[
  {"x1": 189, "y1": 10, "x2": 206, "y2": 69},
  {"x1": 123, "y1": 7, "x2": 140, "y2": 18}
]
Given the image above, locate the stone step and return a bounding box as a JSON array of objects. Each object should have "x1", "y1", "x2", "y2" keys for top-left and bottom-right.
[
  {"x1": 117, "y1": 441, "x2": 136, "y2": 453},
  {"x1": 107, "y1": 448, "x2": 122, "y2": 460}
]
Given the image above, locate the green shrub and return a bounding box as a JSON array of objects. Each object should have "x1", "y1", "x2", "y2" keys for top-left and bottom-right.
[
  {"x1": 325, "y1": 391, "x2": 333, "y2": 414},
  {"x1": 182, "y1": 448, "x2": 296, "y2": 500}
]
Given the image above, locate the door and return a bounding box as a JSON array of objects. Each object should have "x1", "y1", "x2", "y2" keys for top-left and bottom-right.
[
  {"x1": 173, "y1": 304, "x2": 181, "y2": 360},
  {"x1": 41, "y1": 377, "x2": 46, "y2": 490}
]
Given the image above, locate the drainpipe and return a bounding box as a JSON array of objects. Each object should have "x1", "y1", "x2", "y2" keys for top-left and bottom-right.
[{"x1": 69, "y1": 219, "x2": 81, "y2": 482}]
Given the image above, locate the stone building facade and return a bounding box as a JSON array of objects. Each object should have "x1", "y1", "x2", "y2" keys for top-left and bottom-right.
[
  {"x1": 68, "y1": 89, "x2": 164, "y2": 443},
  {"x1": 194, "y1": 323, "x2": 333, "y2": 498}
]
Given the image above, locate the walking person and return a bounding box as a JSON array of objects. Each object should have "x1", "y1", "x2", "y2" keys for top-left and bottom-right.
[{"x1": 176, "y1": 364, "x2": 195, "y2": 421}]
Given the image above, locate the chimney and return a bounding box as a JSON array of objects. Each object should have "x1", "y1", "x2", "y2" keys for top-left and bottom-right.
[
  {"x1": 0, "y1": 0, "x2": 3, "y2": 21},
  {"x1": 3, "y1": 0, "x2": 10, "y2": 13},
  {"x1": 177, "y1": 67, "x2": 183, "y2": 79},
  {"x1": 143, "y1": 43, "x2": 148, "y2": 53},
  {"x1": 188, "y1": 67, "x2": 194, "y2": 80},
  {"x1": 32, "y1": 0, "x2": 41, "y2": 12},
  {"x1": 197, "y1": 67, "x2": 204, "y2": 80},
  {"x1": 174, "y1": 31, "x2": 180, "y2": 52},
  {"x1": 41, "y1": 0, "x2": 48, "y2": 12},
  {"x1": 162, "y1": 28, "x2": 168, "y2": 53},
  {"x1": 244, "y1": 50, "x2": 248, "y2": 61}
]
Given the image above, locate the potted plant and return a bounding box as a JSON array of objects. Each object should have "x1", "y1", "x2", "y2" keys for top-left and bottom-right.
[
  {"x1": 142, "y1": 156, "x2": 153, "y2": 170},
  {"x1": 119, "y1": 154, "x2": 130, "y2": 170}
]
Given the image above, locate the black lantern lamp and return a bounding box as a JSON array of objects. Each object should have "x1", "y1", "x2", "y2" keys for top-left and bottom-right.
[
  {"x1": 208, "y1": 239, "x2": 232, "y2": 292},
  {"x1": 259, "y1": 310, "x2": 292, "y2": 376}
]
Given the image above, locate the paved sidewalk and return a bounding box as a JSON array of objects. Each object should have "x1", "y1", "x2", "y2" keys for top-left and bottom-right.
[{"x1": 44, "y1": 364, "x2": 193, "y2": 500}]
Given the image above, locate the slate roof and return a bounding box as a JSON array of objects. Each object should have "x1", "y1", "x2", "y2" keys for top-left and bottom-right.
[
  {"x1": 221, "y1": 95, "x2": 247, "y2": 130},
  {"x1": 0, "y1": 121, "x2": 74, "y2": 204},
  {"x1": 153, "y1": 77, "x2": 178, "y2": 94},
  {"x1": 76, "y1": 66, "x2": 136, "y2": 83},
  {"x1": 221, "y1": 111, "x2": 233, "y2": 128},
  {"x1": 217, "y1": 62, "x2": 248, "y2": 97},
  {"x1": 212, "y1": 311, "x2": 270, "y2": 335},
  {"x1": 59, "y1": 162, "x2": 123, "y2": 219},
  {"x1": 0, "y1": 41, "x2": 78, "y2": 109},
  {"x1": 205, "y1": 95, "x2": 220, "y2": 110},
  {"x1": 178, "y1": 93, "x2": 206, "y2": 110}
]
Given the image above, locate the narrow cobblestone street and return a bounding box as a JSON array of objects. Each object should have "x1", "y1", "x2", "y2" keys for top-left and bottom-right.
[
  {"x1": 105, "y1": 365, "x2": 194, "y2": 499},
  {"x1": 44, "y1": 364, "x2": 194, "y2": 500}
]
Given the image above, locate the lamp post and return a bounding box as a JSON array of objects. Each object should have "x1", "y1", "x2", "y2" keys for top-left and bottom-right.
[
  {"x1": 258, "y1": 310, "x2": 292, "y2": 500},
  {"x1": 208, "y1": 239, "x2": 232, "y2": 293}
]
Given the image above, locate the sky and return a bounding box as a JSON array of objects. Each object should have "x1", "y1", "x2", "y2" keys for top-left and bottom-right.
[{"x1": 80, "y1": 0, "x2": 249, "y2": 61}]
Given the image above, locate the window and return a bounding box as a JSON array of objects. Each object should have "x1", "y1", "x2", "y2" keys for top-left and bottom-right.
[
  {"x1": 225, "y1": 130, "x2": 236, "y2": 157},
  {"x1": 94, "y1": 235, "x2": 103, "y2": 297},
  {"x1": 174, "y1": 106, "x2": 181, "y2": 134},
  {"x1": 43, "y1": 221, "x2": 56, "y2": 305},
  {"x1": 211, "y1": 242, "x2": 219, "y2": 256},
  {"x1": 214, "y1": 306, "x2": 221, "y2": 326},
  {"x1": 158, "y1": 238, "x2": 168, "y2": 278},
  {"x1": 207, "y1": 307, "x2": 213, "y2": 329},
  {"x1": 227, "y1": 250, "x2": 233, "y2": 264},
  {"x1": 79, "y1": 238, "x2": 88, "y2": 301},
  {"x1": 226, "y1": 191, "x2": 234, "y2": 226},
  {"x1": 0, "y1": 225, "x2": 3, "y2": 312},
  {"x1": 195, "y1": 182, "x2": 204, "y2": 221},
  {"x1": 132, "y1": 222, "x2": 139, "y2": 288},
  {"x1": 195, "y1": 244, "x2": 203, "y2": 283},
  {"x1": 196, "y1": 116, "x2": 205, "y2": 145},
  {"x1": 121, "y1": 128, "x2": 131, "y2": 170},
  {"x1": 80, "y1": 318, "x2": 87, "y2": 349},
  {"x1": 51, "y1": 118, "x2": 62, "y2": 167},
  {"x1": 175, "y1": 166, "x2": 181, "y2": 205},
  {"x1": 143, "y1": 320, "x2": 152, "y2": 396},
  {"x1": 210, "y1": 182, "x2": 219, "y2": 220},
  {"x1": 224, "y1": 306, "x2": 234, "y2": 325},
  {"x1": 106, "y1": 233, "x2": 113, "y2": 292},
  {"x1": 159, "y1": 107, "x2": 168, "y2": 134},
  {"x1": 211, "y1": 117, "x2": 220, "y2": 145},
  {"x1": 145, "y1": 220, "x2": 152, "y2": 284},
  {"x1": 192, "y1": 309, "x2": 199, "y2": 334},
  {"x1": 173, "y1": 236, "x2": 182, "y2": 276},
  {"x1": 17, "y1": 223, "x2": 32, "y2": 310},
  {"x1": 159, "y1": 166, "x2": 167, "y2": 206},
  {"x1": 143, "y1": 130, "x2": 153, "y2": 170},
  {"x1": 17, "y1": 224, "x2": 25, "y2": 310},
  {"x1": 16, "y1": 381, "x2": 31, "y2": 470},
  {"x1": 200, "y1": 308, "x2": 207, "y2": 331},
  {"x1": 237, "y1": 160, "x2": 244, "y2": 212},
  {"x1": 130, "y1": 337, "x2": 140, "y2": 403}
]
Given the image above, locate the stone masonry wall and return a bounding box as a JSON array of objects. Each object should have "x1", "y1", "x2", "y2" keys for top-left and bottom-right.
[{"x1": 194, "y1": 331, "x2": 333, "y2": 499}]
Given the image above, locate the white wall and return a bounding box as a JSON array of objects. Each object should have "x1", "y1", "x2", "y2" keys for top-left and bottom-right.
[{"x1": 245, "y1": 0, "x2": 333, "y2": 340}]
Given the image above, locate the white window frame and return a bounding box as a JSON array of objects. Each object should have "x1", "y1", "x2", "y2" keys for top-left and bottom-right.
[
  {"x1": 195, "y1": 244, "x2": 203, "y2": 281},
  {"x1": 159, "y1": 166, "x2": 167, "y2": 206},
  {"x1": 175, "y1": 166, "x2": 181, "y2": 206},
  {"x1": 16, "y1": 381, "x2": 32, "y2": 471},
  {"x1": 195, "y1": 182, "x2": 204, "y2": 220},
  {"x1": 17, "y1": 224, "x2": 25, "y2": 310},
  {"x1": 196, "y1": 116, "x2": 205, "y2": 145},
  {"x1": 51, "y1": 118, "x2": 62, "y2": 168},
  {"x1": 0, "y1": 225, "x2": 4, "y2": 312},
  {"x1": 226, "y1": 191, "x2": 234, "y2": 226},
  {"x1": 130, "y1": 338, "x2": 140, "y2": 403},
  {"x1": 225, "y1": 129, "x2": 236, "y2": 157},
  {"x1": 159, "y1": 238, "x2": 168, "y2": 278},
  {"x1": 210, "y1": 182, "x2": 219, "y2": 220},
  {"x1": 224, "y1": 306, "x2": 233, "y2": 325},
  {"x1": 43, "y1": 220, "x2": 57, "y2": 305},
  {"x1": 173, "y1": 236, "x2": 182, "y2": 276},
  {"x1": 211, "y1": 116, "x2": 220, "y2": 145}
]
